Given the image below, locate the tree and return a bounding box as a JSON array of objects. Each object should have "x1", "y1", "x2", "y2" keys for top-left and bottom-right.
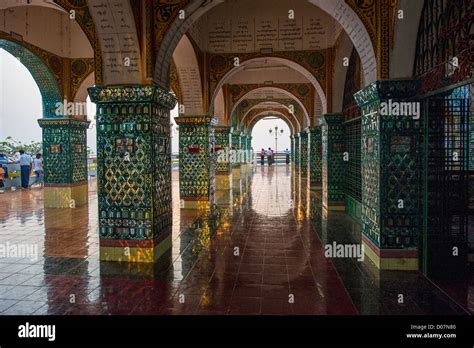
[{"x1": 0, "y1": 137, "x2": 42, "y2": 159}]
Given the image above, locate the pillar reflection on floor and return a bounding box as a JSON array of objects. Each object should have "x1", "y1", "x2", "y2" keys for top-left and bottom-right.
[{"x1": 0, "y1": 167, "x2": 469, "y2": 315}]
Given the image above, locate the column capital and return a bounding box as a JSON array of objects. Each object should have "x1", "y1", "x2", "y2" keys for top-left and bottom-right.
[
  {"x1": 354, "y1": 79, "x2": 421, "y2": 108},
  {"x1": 38, "y1": 117, "x2": 91, "y2": 129},
  {"x1": 175, "y1": 115, "x2": 215, "y2": 126},
  {"x1": 214, "y1": 126, "x2": 231, "y2": 133},
  {"x1": 88, "y1": 84, "x2": 177, "y2": 109}
]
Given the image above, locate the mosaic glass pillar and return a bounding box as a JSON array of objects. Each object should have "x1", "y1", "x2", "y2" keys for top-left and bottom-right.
[
  {"x1": 231, "y1": 130, "x2": 242, "y2": 180},
  {"x1": 321, "y1": 113, "x2": 345, "y2": 210},
  {"x1": 88, "y1": 85, "x2": 176, "y2": 263},
  {"x1": 294, "y1": 134, "x2": 300, "y2": 171},
  {"x1": 308, "y1": 126, "x2": 322, "y2": 190},
  {"x1": 354, "y1": 80, "x2": 421, "y2": 270},
  {"x1": 299, "y1": 131, "x2": 309, "y2": 177},
  {"x1": 246, "y1": 135, "x2": 253, "y2": 164},
  {"x1": 38, "y1": 118, "x2": 90, "y2": 208},
  {"x1": 214, "y1": 126, "x2": 231, "y2": 191},
  {"x1": 240, "y1": 134, "x2": 248, "y2": 165},
  {"x1": 175, "y1": 116, "x2": 216, "y2": 210}
]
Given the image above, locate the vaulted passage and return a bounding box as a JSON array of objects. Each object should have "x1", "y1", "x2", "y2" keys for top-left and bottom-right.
[{"x1": 0, "y1": 0, "x2": 472, "y2": 318}]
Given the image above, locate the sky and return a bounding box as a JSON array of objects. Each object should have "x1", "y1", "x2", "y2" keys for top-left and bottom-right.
[{"x1": 0, "y1": 48, "x2": 291, "y2": 155}]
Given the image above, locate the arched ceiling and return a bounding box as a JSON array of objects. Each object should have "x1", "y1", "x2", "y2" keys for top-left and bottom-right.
[
  {"x1": 0, "y1": 0, "x2": 65, "y2": 12},
  {"x1": 156, "y1": 0, "x2": 377, "y2": 89},
  {"x1": 211, "y1": 57, "x2": 326, "y2": 118},
  {"x1": 0, "y1": 4, "x2": 92, "y2": 58},
  {"x1": 230, "y1": 86, "x2": 310, "y2": 128},
  {"x1": 172, "y1": 35, "x2": 203, "y2": 115},
  {"x1": 248, "y1": 112, "x2": 296, "y2": 136},
  {"x1": 234, "y1": 98, "x2": 305, "y2": 131}
]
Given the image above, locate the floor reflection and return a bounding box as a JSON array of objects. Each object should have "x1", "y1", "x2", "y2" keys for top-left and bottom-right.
[{"x1": 0, "y1": 167, "x2": 470, "y2": 315}]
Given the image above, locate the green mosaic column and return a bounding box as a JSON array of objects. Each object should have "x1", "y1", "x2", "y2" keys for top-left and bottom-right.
[
  {"x1": 88, "y1": 85, "x2": 176, "y2": 263},
  {"x1": 240, "y1": 133, "x2": 248, "y2": 165},
  {"x1": 294, "y1": 134, "x2": 300, "y2": 171},
  {"x1": 246, "y1": 135, "x2": 253, "y2": 164},
  {"x1": 290, "y1": 135, "x2": 295, "y2": 163},
  {"x1": 308, "y1": 126, "x2": 322, "y2": 190},
  {"x1": 321, "y1": 113, "x2": 345, "y2": 210},
  {"x1": 38, "y1": 118, "x2": 90, "y2": 208},
  {"x1": 299, "y1": 131, "x2": 309, "y2": 177},
  {"x1": 354, "y1": 80, "x2": 421, "y2": 271},
  {"x1": 231, "y1": 130, "x2": 242, "y2": 182},
  {"x1": 215, "y1": 126, "x2": 231, "y2": 191},
  {"x1": 175, "y1": 116, "x2": 216, "y2": 210}
]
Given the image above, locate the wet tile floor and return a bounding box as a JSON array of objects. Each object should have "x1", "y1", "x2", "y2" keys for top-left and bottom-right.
[{"x1": 0, "y1": 166, "x2": 470, "y2": 315}]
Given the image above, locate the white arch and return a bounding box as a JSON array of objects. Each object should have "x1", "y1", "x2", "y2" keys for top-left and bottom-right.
[
  {"x1": 332, "y1": 32, "x2": 354, "y2": 113},
  {"x1": 172, "y1": 35, "x2": 204, "y2": 114},
  {"x1": 154, "y1": 0, "x2": 224, "y2": 88},
  {"x1": 230, "y1": 86, "x2": 310, "y2": 129},
  {"x1": 214, "y1": 88, "x2": 225, "y2": 122},
  {"x1": 74, "y1": 72, "x2": 95, "y2": 103},
  {"x1": 249, "y1": 111, "x2": 296, "y2": 135},
  {"x1": 211, "y1": 57, "x2": 326, "y2": 116},
  {"x1": 240, "y1": 102, "x2": 302, "y2": 133},
  {"x1": 155, "y1": 0, "x2": 377, "y2": 88},
  {"x1": 308, "y1": 0, "x2": 377, "y2": 84},
  {"x1": 87, "y1": 0, "x2": 141, "y2": 85}
]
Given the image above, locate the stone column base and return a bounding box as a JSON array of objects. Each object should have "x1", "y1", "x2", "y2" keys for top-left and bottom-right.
[
  {"x1": 99, "y1": 234, "x2": 172, "y2": 263},
  {"x1": 362, "y1": 236, "x2": 418, "y2": 271},
  {"x1": 180, "y1": 198, "x2": 210, "y2": 210},
  {"x1": 44, "y1": 182, "x2": 88, "y2": 208},
  {"x1": 216, "y1": 173, "x2": 231, "y2": 190},
  {"x1": 232, "y1": 167, "x2": 241, "y2": 180}
]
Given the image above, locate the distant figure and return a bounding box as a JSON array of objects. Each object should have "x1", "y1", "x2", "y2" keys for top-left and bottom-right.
[
  {"x1": 0, "y1": 153, "x2": 7, "y2": 179},
  {"x1": 260, "y1": 148, "x2": 265, "y2": 165},
  {"x1": 30, "y1": 153, "x2": 44, "y2": 189},
  {"x1": 18, "y1": 150, "x2": 32, "y2": 189},
  {"x1": 285, "y1": 148, "x2": 290, "y2": 164},
  {"x1": 266, "y1": 147, "x2": 273, "y2": 166}
]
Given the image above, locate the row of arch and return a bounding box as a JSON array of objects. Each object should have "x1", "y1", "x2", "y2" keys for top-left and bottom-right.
[{"x1": 1, "y1": 0, "x2": 426, "y2": 134}]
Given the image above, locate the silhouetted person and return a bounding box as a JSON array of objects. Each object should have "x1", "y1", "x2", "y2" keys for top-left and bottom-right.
[
  {"x1": 266, "y1": 147, "x2": 273, "y2": 166},
  {"x1": 18, "y1": 150, "x2": 32, "y2": 189},
  {"x1": 260, "y1": 148, "x2": 265, "y2": 165},
  {"x1": 285, "y1": 148, "x2": 290, "y2": 165},
  {"x1": 30, "y1": 153, "x2": 44, "y2": 189}
]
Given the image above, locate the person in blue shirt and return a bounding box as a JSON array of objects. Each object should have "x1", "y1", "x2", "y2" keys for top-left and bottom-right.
[
  {"x1": 285, "y1": 148, "x2": 290, "y2": 165},
  {"x1": 18, "y1": 150, "x2": 32, "y2": 189}
]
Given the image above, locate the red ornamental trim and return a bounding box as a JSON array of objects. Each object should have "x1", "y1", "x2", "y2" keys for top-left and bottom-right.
[{"x1": 187, "y1": 147, "x2": 200, "y2": 153}]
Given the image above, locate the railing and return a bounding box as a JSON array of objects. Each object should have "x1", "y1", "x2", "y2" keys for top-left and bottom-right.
[{"x1": 254, "y1": 152, "x2": 291, "y2": 165}]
